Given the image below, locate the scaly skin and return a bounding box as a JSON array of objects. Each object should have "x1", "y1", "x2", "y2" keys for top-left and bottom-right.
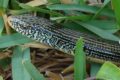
[{"x1": 7, "y1": 14, "x2": 120, "y2": 64}]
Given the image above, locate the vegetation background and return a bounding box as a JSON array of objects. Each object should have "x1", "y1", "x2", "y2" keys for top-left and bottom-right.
[{"x1": 0, "y1": 0, "x2": 120, "y2": 80}]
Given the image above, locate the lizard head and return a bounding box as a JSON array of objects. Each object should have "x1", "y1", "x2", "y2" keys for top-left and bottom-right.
[
  {"x1": 8, "y1": 14, "x2": 34, "y2": 33},
  {"x1": 7, "y1": 14, "x2": 54, "y2": 35}
]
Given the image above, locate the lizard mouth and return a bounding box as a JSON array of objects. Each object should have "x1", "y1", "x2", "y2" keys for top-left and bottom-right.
[
  {"x1": 7, "y1": 15, "x2": 26, "y2": 30},
  {"x1": 7, "y1": 16, "x2": 14, "y2": 29}
]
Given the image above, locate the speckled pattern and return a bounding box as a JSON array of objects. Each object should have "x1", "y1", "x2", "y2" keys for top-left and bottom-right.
[{"x1": 8, "y1": 14, "x2": 120, "y2": 63}]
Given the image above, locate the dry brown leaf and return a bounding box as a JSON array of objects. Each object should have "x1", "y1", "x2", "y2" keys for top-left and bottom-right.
[
  {"x1": 23, "y1": 42, "x2": 52, "y2": 49},
  {"x1": 64, "y1": 73, "x2": 73, "y2": 80},
  {"x1": 40, "y1": 62, "x2": 58, "y2": 72},
  {"x1": 0, "y1": 52, "x2": 11, "y2": 59},
  {"x1": 26, "y1": 0, "x2": 48, "y2": 7},
  {"x1": 61, "y1": 64, "x2": 73, "y2": 74},
  {"x1": 88, "y1": 0, "x2": 103, "y2": 6},
  {"x1": 3, "y1": 14, "x2": 11, "y2": 34},
  {"x1": 45, "y1": 71, "x2": 63, "y2": 80}
]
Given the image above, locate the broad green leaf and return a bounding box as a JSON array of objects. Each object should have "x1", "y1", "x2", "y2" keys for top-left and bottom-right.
[
  {"x1": 74, "y1": 38, "x2": 86, "y2": 80},
  {"x1": 74, "y1": 21, "x2": 120, "y2": 41},
  {"x1": 90, "y1": 63, "x2": 101, "y2": 76},
  {"x1": 111, "y1": 0, "x2": 120, "y2": 28},
  {"x1": 0, "y1": 33, "x2": 33, "y2": 48},
  {"x1": 96, "y1": 61, "x2": 120, "y2": 80},
  {"x1": 0, "y1": 17, "x2": 4, "y2": 36},
  {"x1": 23, "y1": 60, "x2": 45, "y2": 80},
  {"x1": 12, "y1": 46, "x2": 31, "y2": 80},
  {"x1": 47, "y1": 4, "x2": 114, "y2": 18}
]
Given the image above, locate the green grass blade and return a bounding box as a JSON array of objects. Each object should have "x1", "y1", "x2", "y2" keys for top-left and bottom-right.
[
  {"x1": 0, "y1": 33, "x2": 33, "y2": 48},
  {"x1": 50, "y1": 15, "x2": 91, "y2": 21},
  {"x1": 63, "y1": 22, "x2": 92, "y2": 34},
  {"x1": 47, "y1": 4, "x2": 114, "y2": 18},
  {"x1": 86, "y1": 20, "x2": 118, "y2": 33},
  {"x1": 0, "y1": 17, "x2": 4, "y2": 36},
  {"x1": 74, "y1": 21, "x2": 120, "y2": 41},
  {"x1": 90, "y1": 63, "x2": 101, "y2": 76},
  {"x1": 92, "y1": 0, "x2": 110, "y2": 19},
  {"x1": 10, "y1": 9, "x2": 32, "y2": 15},
  {"x1": 74, "y1": 38, "x2": 86, "y2": 80},
  {"x1": 111, "y1": 0, "x2": 120, "y2": 28},
  {"x1": 23, "y1": 60, "x2": 45, "y2": 80},
  {"x1": 48, "y1": 0, "x2": 60, "y2": 4},
  {"x1": 73, "y1": 0, "x2": 85, "y2": 5},
  {"x1": 96, "y1": 61, "x2": 120, "y2": 80},
  {"x1": 10, "y1": 0, "x2": 20, "y2": 9},
  {"x1": 79, "y1": 0, "x2": 85, "y2": 5},
  {"x1": 0, "y1": 0, "x2": 9, "y2": 8},
  {"x1": 18, "y1": 3, "x2": 63, "y2": 16},
  {"x1": 12, "y1": 46, "x2": 31, "y2": 80},
  {"x1": 0, "y1": 0, "x2": 9, "y2": 12},
  {"x1": 22, "y1": 47, "x2": 31, "y2": 61}
]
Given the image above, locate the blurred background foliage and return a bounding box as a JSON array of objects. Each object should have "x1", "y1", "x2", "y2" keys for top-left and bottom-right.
[{"x1": 0, "y1": 0, "x2": 120, "y2": 80}]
